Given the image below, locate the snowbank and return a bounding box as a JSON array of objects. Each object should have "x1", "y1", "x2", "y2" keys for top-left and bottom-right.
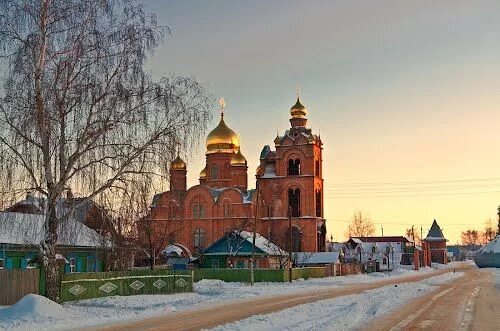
[{"x1": 0, "y1": 294, "x2": 72, "y2": 330}]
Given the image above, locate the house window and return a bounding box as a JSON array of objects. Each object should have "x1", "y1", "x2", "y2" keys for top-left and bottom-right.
[
  {"x1": 288, "y1": 159, "x2": 300, "y2": 176},
  {"x1": 236, "y1": 261, "x2": 245, "y2": 268},
  {"x1": 0, "y1": 258, "x2": 4, "y2": 269},
  {"x1": 315, "y1": 189, "x2": 321, "y2": 217},
  {"x1": 69, "y1": 258, "x2": 76, "y2": 273},
  {"x1": 211, "y1": 260, "x2": 220, "y2": 268},
  {"x1": 211, "y1": 164, "x2": 219, "y2": 179},
  {"x1": 372, "y1": 247, "x2": 376, "y2": 254},
  {"x1": 26, "y1": 257, "x2": 36, "y2": 269},
  {"x1": 383, "y1": 258, "x2": 387, "y2": 265},
  {"x1": 194, "y1": 228, "x2": 206, "y2": 252},
  {"x1": 288, "y1": 188, "x2": 300, "y2": 217}
]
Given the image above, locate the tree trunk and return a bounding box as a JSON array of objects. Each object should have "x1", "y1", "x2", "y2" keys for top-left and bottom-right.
[
  {"x1": 41, "y1": 204, "x2": 61, "y2": 302},
  {"x1": 44, "y1": 253, "x2": 61, "y2": 302}
]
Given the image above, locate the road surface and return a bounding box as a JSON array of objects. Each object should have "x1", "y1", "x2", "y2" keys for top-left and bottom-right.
[
  {"x1": 90, "y1": 265, "x2": 487, "y2": 331},
  {"x1": 365, "y1": 267, "x2": 498, "y2": 331}
]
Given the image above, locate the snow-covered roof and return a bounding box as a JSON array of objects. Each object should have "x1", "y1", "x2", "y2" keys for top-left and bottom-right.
[
  {"x1": 474, "y1": 235, "x2": 500, "y2": 267},
  {"x1": 295, "y1": 252, "x2": 340, "y2": 265},
  {"x1": 478, "y1": 235, "x2": 500, "y2": 254},
  {"x1": 162, "y1": 245, "x2": 184, "y2": 256},
  {"x1": 238, "y1": 231, "x2": 285, "y2": 255},
  {"x1": 0, "y1": 212, "x2": 109, "y2": 248}
]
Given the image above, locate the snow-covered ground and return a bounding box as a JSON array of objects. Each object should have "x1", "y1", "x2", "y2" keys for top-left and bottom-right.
[
  {"x1": 0, "y1": 262, "x2": 474, "y2": 331},
  {"x1": 209, "y1": 271, "x2": 465, "y2": 331}
]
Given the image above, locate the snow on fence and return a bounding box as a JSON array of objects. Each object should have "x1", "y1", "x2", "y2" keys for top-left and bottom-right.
[
  {"x1": 0, "y1": 269, "x2": 40, "y2": 305},
  {"x1": 59, "y1": 269, "x2": 193, "y2": 303},
  {"x1": 193, "y1": 267, "x2": 326, "y2": 283}
]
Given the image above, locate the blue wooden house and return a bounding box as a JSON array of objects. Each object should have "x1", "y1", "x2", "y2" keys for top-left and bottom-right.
[
  {"x1": 0, "y1": 212, "x2": 109, "y2": 272},
  {"x1": 201, "y1": 231, "x2": 286, "y2": 269}
]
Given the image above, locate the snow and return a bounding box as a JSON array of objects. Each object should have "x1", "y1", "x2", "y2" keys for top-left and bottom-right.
[
  {"x1": 238, "y1": 231, "x2": 284, "y2": 255},
  {"x1": 210, "y1": 272, "x2": 465, "y2": 331},
  {"x1": 295, "y1": 252, "x2": 339, "y2": 265},
  {"x1": 0, "y1": 263, "x2": 471, "y2": 330},
  {"x1": 479, "y1": 235, "x2": 500, "y2": 254},
  {"x1": 0, "y1": 212, "x2": 108, "y2": 248},
  {"x1": 0, "y1": 295, "x2": 73, "y2": 330}
]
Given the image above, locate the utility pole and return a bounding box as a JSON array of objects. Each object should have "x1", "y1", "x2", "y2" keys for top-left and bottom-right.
[
  {"x1": 250, "y1": 182, "x2": 260, "y2": 286},
  {"x1": 288, "y1": 206, "x2": 292, "y2": 283},
  {"x1": 381, "y1": 225, "x2": 384, "y2": 237},
  {"x1": 420, "y1": 226, "x2": 423, "y2": 245}
]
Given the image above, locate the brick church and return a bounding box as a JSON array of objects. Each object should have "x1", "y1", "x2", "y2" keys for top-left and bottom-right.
[{"x1": 149, "y1": 96, "x2": 326, "y2": 257}]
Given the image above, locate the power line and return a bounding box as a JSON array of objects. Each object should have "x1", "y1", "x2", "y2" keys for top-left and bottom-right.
[
  {"x1": 325, "y1": 177, "x2": 500, "y2": 187},
  {"x1": 324, "y1": 190, "x2": 500, "y2": 199}
]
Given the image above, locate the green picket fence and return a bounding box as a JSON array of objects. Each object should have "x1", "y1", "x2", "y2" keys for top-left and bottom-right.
[
  {"x1": 193, "y1": 267, "x2": 326, "y2": 283},
  {"x1": 60, "y1": 269, "x2": 193, "y2": 303}
]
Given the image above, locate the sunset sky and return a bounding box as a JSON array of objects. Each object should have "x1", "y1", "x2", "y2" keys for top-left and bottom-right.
[{"x1": 147, "y1": 0, "x2": 500, "y2": 244}]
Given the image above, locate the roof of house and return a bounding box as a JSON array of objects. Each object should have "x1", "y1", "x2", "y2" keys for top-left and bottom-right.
[
  {"x1": 350, "y1": 236, "x2": 413, "y2": 243},
  {"x1": 0, "y1": 212, "x2": 109, "y2": 248},
  {"x1": 424, "y1": 219, "x2": 447, "y2": 242},
  {"x1": 295, "y1": 252, "x2": 340, "y2": 265},
  {"x1": 202, "y1": 231, "x2": 285, "y2": 256}
]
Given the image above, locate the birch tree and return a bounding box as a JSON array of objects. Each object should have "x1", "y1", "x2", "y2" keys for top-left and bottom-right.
[{"x1": 0, "y1": 0, "x2": 211, "y2": 301}]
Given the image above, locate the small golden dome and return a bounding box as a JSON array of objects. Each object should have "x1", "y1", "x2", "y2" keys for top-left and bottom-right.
[
  {"x1": 230, "y1": 149, "x2": 247, "y2": 166},
  {"x1": 290, "y1": 97, "x2": 307, "y2": 118},
  {"x1": 206, "y1": 115, "x2": 240, "y2": 153},
  {"x1": 199, "y1": 166, "x2": 207, "y2": 179},
  {"x1": 170, "y1": 156, "x2": 186, "y2": 170}
]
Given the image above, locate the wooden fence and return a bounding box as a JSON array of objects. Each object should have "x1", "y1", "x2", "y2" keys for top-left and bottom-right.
[
  {"x1": 60, "y1": 269, "x2": 194, "y2": 303},
  {"x1": 0, "y1": 269, "x2": 40, "y2": 305}
]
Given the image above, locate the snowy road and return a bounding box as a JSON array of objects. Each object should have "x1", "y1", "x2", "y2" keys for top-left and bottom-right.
[{"x1": 365, "y1": 267, "x2": 499, "y2": 331}]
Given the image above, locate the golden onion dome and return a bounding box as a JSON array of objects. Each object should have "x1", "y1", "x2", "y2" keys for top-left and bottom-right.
[
  {"x1": 206, "y1": 115, "x2": 240, "y2": 154},
  {"x1": 170, "y1": 156, "x2": 186, "y2": 170},
  {"x1": 290, "y1": 97, "x2": 307, "y2": 118},
  {"x1": 199, "y1": 166, "x2": 207, "y2": 179},
  {"x1": 230, "y1": 148, "x2": 247, "y2": 166}
]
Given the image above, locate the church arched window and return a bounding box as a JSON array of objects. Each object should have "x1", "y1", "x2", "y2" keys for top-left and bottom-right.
[
  {"x1": 192, "y1": 204, "x2": 199, "y2": 219},
  {"x1": 315, "y1": 189, "x2": 321, "y2": 217},
  {"x1": 315, "y1": 159, "x2": 320, "y2": 176},
  {"x1": 223, "y1": 200, "x2": 231, "y2": 217},
  {"x1": 194, "y1": 228, "x2": 206, "y2": 252},
  {"x1": 192, "y1": 203, "x2": 205, "y2": 219},
  {"x1": 211, "y1": 164, "x2": 219, "y2": 179},
  {"x1": 288, "y1": 188, "x2": 300, "y2": 217},
  {"x1": 288, "y1": 159, "x2": 301, "y2": 176}
]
